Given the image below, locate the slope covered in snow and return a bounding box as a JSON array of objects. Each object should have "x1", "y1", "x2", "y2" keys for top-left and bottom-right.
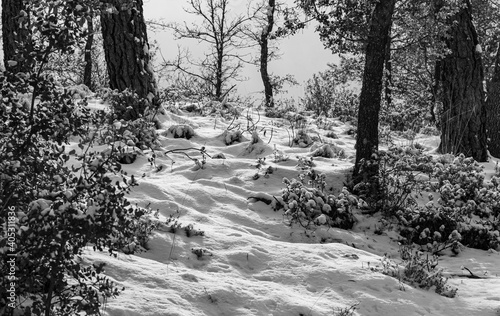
[{"x1": 80, "y1": 102, "x2": 500, "y2": 316}]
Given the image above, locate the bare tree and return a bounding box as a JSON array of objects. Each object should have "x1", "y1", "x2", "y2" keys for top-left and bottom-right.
[{"x1": 165, "y1": 0, "x2": 257, "y2": 101}]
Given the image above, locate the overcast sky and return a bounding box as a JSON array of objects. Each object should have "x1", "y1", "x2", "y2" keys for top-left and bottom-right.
[{"x1": 142, "y1": 0, "x2": 339, "y2": 100}]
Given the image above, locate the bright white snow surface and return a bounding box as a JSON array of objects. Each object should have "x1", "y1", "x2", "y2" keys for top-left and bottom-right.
[{"x1": 80, "y1": 102, "x2": 500, "y2": 316}]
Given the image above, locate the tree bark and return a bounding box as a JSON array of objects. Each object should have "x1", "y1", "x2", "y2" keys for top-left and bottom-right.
[
  {"x1": 486, "y1": 43, "x2": 500, "y2": 158},
  {"x1": 353, "y1": 0, "x2": 397, "y2": 179},
  {"x1": 260, "y1": 0, "x2": 275, "y2": 108},
  {"x1": 100, "y1": 0, "x2": 158, "y2": 118},
  {"x1": 83, "y1": 15, "x2": 94, "y2": 90},
  {"x1": 384, "y1": 29, "x2": 392, "y2": 108},
  {"x1": 436, "y1": 0, "x2": 488, "y2": 162},
  {"x1": 2, "y1": 0, "x2": 29, "y2": 73}
]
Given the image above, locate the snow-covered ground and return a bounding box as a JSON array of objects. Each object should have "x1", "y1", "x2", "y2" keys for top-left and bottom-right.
[{"x1": 79, "y1": 102, "x2": 500, "y2": 316}]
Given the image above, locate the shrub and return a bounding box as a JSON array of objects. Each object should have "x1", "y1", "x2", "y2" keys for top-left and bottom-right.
[
  {"x1": 302, "y1": 68, "x2": 359, "y2": 120},
  {"x1": 104, "y1": 88, "x2": 151, "y2": 121},
  {"x1": 277, "y1": 173, "x2": 356, "y2": 229},
  {"x1": 0, "y1": 73, "x2": 156, "y2": 315},
  {"x1": 311, "y1": 144, "x2": 344, "y2": 159},
  {"x1": 381, "y1": 244, "x2": 457, "y2": 297},
  {"x1": 353, "y1": 147, "x2": 500, "y2": 251},
  {"x1": 167, "y1": 124, "x2": 196, "y2": 139},
  {"x1": 219, "y1": 130, "x2": 244, "y2": 145},
  {"x1": 97, "y1": 90, "x2": 161, "y2": 154},
  {"x1": 293, "y1": 130, "x2": 314, "y2": 148},
  {"x1": 353, "y1": 146, "x2": 434, "y2": 216},
  {"x1": 434, "y1": 154, "x2": 485, "y2": 201},
  {"x1": 264, "y1": 98, "x2": 298, "y2": 118}
]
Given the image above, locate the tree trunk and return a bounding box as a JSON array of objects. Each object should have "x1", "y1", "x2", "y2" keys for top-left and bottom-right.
[
  {"x1": 83, "y1": 15, "x2": 94, "y2": 90},
  {"x1": 2, "y1": 0, "x2": 29, "y2": 73},
  {"x1": 100, "y1": 0, "x2": 158, "y2": 118},
  {"x1": 353, "y1": 0, "x2": 397, "y2": 179},
  {"x1": 384, "y1": 29, "x2": 392, "y2": 108},
  {"x1": 486, "y1": 43, "x2": 500, "y2": 158},
  {"x1": 436, "y1": 0, "x2": 488, "y2": 162},
  {"x1": 215, "y1": 49, "x2": 224, "y2": 100},
  {"x1": 260, "y1": 0, "x2": 275, "y2": 108}
]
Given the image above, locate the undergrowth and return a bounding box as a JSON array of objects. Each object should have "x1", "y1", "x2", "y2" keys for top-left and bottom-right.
[
  {"x1": 353, "y1": 147, "x2": 500, "y2": 252},
  {"x1": 380, "y1": 244, "x2": 458, "y2": 298}
]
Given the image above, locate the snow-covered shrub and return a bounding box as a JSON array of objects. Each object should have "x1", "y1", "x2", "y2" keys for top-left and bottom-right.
[
  {"x1": 167, "y1": 124, "x2": 196, "y2": 139},
  {"x1": 381, "y1": 244, "x2": 457, "y2": 297},
  {"x1": 97, "y1": 90, "x2": 161, "y2": 154},
  {"x1": 353, "y1": 146, "x2": 434, "y2": 216},
  {"x1": 354, "y1": 147, "x2": 500, "y2": 251},
  {"x1": 297, "y1": 156, "x2": 315, "y2": 170},
  {"x1": 400, "y1": 178, "x2": 500, "y2": 252},
  {"x1": 277, "y1": 177, "x2": 356, "y2": 229},
  {"x1": 100, "y1": 116, "x2": 159, "y2": 155},
  {"x1": 191, "y1": 248, "x2": 212, "y2": 260},
  {"x1": 434, "y1": 154, "x2": 484, "y2": 201},
  {"x1": 299, "y1": 169, "x2": 327, "y2": 192},
  {"x1": 398, "y1": 207, "x2": 465, "y2": 255},
  {"x1": 272, "y1": 146, "x2": 289, "y2": 162},
  {"x1": 220, "y1": 130, "x2": 244, "y2": 145},
  {"x1": 311, "y1": 143, "x2": 344, "y2": 158},
  {"x1": 164, "y1": 212, "x2": 205, "y2": 238},
  {"x1": 264, "y1": 98, "x2": 298, "y2": 118},
  {"x1": 250, "y1": 157, "x2": 276, "y2": 180},
  {"x1": 293, "y1": 130, "x2": 314, "y2": 148},
  {"x1": 104, "y1": 88, "x2": 151, "y2": 121},
  {"x1": 66, "y1": 84, "x2": 93, "y2": 99},
  {"x1": 0, "y1": 73, "x2": 155, "y2": 315}
]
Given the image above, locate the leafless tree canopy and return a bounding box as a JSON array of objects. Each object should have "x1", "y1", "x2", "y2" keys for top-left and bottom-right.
[{"x1": 164, "y1": 0, "x2": 260, "y2": 101}]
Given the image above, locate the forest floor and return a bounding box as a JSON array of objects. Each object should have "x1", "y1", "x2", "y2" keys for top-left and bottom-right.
[{"x1": 79, "y1": 99, "x2": 500, "y2": 316}]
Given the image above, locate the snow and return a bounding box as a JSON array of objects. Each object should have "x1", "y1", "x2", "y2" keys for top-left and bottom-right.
[{"x1": 75, "y1": 103, "x2": 500, "y2": 316}]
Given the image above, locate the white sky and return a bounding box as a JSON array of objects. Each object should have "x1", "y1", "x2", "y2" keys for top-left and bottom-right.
[{"x1": 142, "y1": 0, "x2": 339, "y2": 100}]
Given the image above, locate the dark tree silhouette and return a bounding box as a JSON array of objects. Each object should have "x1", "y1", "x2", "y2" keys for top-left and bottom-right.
[
  {"x1": 435, "y1": 0, "x2": 488, "y2": 161},
  {"x1": 486, "y1": 44, "x2": 500, "y2": 158},
  {"x1": 259, "y1": 0, "x2": 276, "y2": 107},
  {"x1": 2, "y1": 0, "x2": 30, "y2": 73},
  {"x1": 83, "y1": 15, "x2": 95, "y2": 89},
  {"x1": 101, "y1": 0, "x2": 158, "y2": 118},
  {"x1": 352, "y1": 0, "x2": 397, "y2": 178}
]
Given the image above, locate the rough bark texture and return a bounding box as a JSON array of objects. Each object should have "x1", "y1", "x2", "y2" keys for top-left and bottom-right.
[
  {"x1": 260, "y1": 0, "x2": 275, "y2": 108},
  {"x1": 2, "y1": 0, "x2": 28, "y2": 72},
  {"x1": 486, "y1": 44, "x2": 500, "y2": 158},
  {"x1": 353, "y1": 0, "x2": 396, "y2": 179},
  {"x1": 436, "y1": 0, "x2": 488, "y2": 162},
  {"x1": 101, "y1": 0, "x2": 157, "y2": 118},
  {"x1": 384, "y1": 30, "x2": 392, "y2": 107},
  {"x1": 83, "y1": 16, "x2": 94, "y2": 90}
]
